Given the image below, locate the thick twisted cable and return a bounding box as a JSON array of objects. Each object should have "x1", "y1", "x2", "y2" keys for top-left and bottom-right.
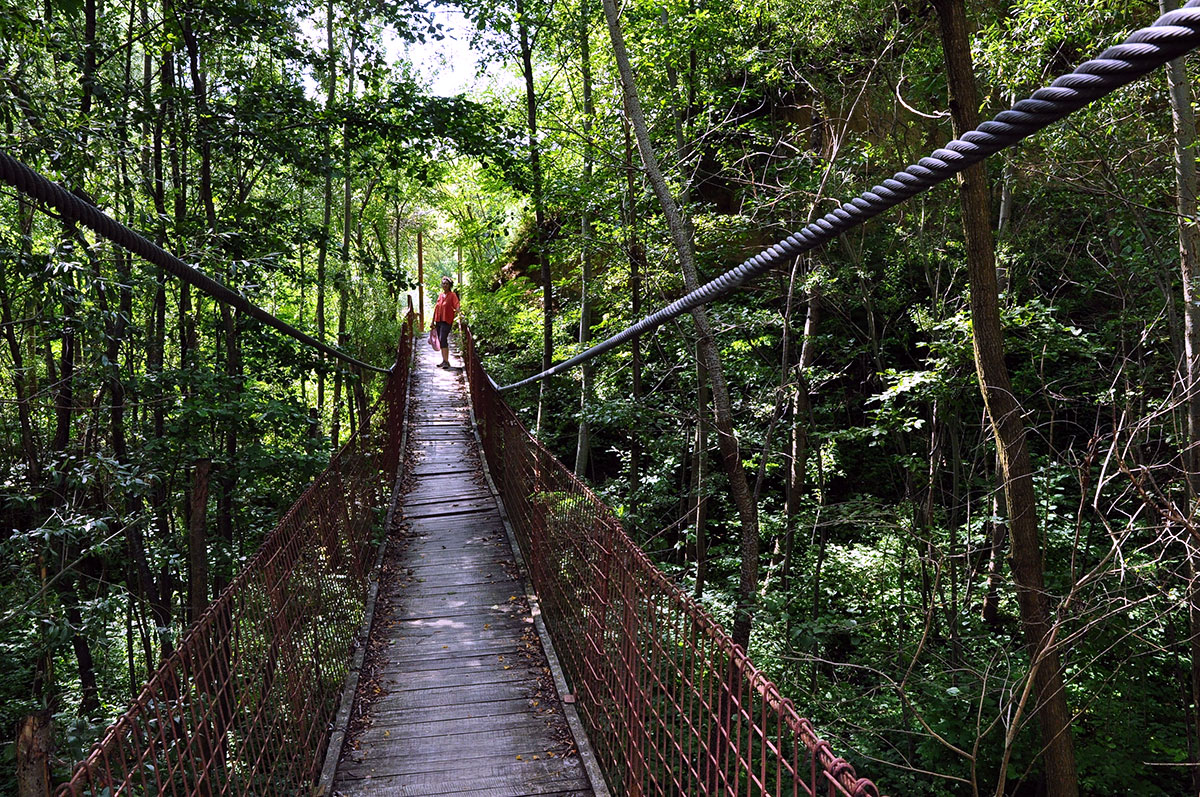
[
  {"x1": 499, "y1": 1, "x2": 1200, "y2": 392},
  {"x1": 0, "y1": 152, "x2": 390, "y2": 374}
]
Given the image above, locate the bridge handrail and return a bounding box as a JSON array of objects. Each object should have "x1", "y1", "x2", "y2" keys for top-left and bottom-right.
[
  {"x1": 461, "y1": 321, "x2": 883, "y2": 797},
  {"x1": 55, "y1": 314, "x2": 415, "y2": 796}
]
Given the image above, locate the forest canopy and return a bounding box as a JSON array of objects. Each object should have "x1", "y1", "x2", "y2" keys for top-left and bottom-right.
[{"x1": 1, "y1": 0, "x2": 1199, "y2": 793}]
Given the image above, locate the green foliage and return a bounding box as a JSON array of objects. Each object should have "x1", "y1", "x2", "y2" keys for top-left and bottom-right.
[{"x1": 2, "y1": 0, "x2": 1198, "y2": 789}]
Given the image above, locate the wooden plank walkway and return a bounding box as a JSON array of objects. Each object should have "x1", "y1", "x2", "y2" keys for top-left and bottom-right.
[{"x1": 332, "y1": 341, "x2": 594, "y2": 797}]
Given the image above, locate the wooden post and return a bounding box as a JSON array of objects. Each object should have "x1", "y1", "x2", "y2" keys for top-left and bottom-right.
[{"x1": 417, "y1": 230, "x2": 425, "y2": 328}]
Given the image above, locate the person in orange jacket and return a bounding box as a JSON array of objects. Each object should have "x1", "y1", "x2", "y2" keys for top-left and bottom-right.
[{"x1": 431, "y1": 276, "x2": 460, "y2": 368}]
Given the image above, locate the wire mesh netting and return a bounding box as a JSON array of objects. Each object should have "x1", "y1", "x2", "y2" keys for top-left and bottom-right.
[
  {"x1": 462, "y1": 323, "x2": 883, "y2": 797},
  {"x1": 56, "y1": 315, "x2": 415, "y2": 796}
]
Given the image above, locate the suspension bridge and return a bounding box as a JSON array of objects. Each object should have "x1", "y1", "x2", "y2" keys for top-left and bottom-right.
[
  {"x1": 5, "y1": 2, "x2": 1200, "y2": 793},
  {"x1": 50, "y1": 320, "x2": 881, "y2": 797}
]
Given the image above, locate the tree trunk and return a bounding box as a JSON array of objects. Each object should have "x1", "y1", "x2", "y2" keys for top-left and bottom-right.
[
  {"x1": 216, "y1": 302, "x2": 240, "y2": 593},
  {"x1": 603, "y1": 0, "x2": 760, "y2": 649},
  {"x1": 623, "y1": 117, "x2": 644, "y2": 508},
  {"x1": 0, "y1": 214, "x2": 39, "y2": 480},
  {"x1": 932, "y1": 0, "x2": 1078, "y2": 792},
  {"x1": 692, "y1": 352, "x2": 710, "y2": 599},
  {"x1": 980, "y1": 458, "x2": 1007, "y2": 626},
  {"x1": 331, "y1": 34, "x2": 356, "y2": 454},
  {"x1": 784, "y1": 281, "x2": 820, "y2": 592},
  {"x1": 517, "y1": 0, "x2": 551, "y2": 436},
  {"x1": 574, "y1": 0, "x2": 595, "y2": 476},
  {"x1": 188, "y1": 459, "x2": 212, "y2": 623},
  {"x1": 65, "y1": 597, "x2": 101, "y2": 714},
  {"x1": 51, "y1": 260, "x2": 76, "y2": 455},
  {"x1": 995, "y1": 90, "x2": 1016, "y2": 297},
  {"x1": 16, "y1": 712, "x2": 51, "y2": 797},
  {"x1": 316, "y1": 0, "x2": 336, "y2": 419},
  {"x1": 1160, "y1": 0, "x2": 1200, "y2": 785}
]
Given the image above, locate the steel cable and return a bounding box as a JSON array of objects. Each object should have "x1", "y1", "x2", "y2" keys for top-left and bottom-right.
[
  {"x1": 499, "y1": 0, "x2": 1200, "y2": 391},
  {"x1": 0, "y1": 152, "x2": 390, "y2": 374}
]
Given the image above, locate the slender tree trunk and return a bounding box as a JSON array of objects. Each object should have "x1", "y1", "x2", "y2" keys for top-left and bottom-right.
[
  {"x1": 784, "y1": 282, "x2": 820, "y2": 592},
  {"x1": 188, "y1": 459, "x2": 212, "y2": 622},
  {"x1": 51, "y1": 262, "x2": 76, "y2": 455},
  {"x1": 809, "y1": 519, "x2": 828, "y2": 693},
  {"x1": 417, "y1": 229, "x2": 425, "y2": 326},
  {"x1": 946, "y1": 413, "x2": 964, "y2": 669},
  {"x1": 933, "y1": 0, "x2": 1078, "y2": 792},
  {"x1": 216, "y1": 298, "x2": 240, "y2": 596},
  {"x1": 317, "y1": 0, "x2": 336, "y2": 419},
  {"x1": 980, "y1": 457, "x2": 1007, "y2": 626},
  {"x1": 603, "y1": 0, "x2": 759, "y2": 648},
  {"x1": 574, "y1": 0, "x2": 595, "y2": 476},
  {"x1": 517, "y1": 0, "x2": 551, "y2": 435},
  {"x1": 147, "y1": 40, "x2": 173, "y2": 640},
  {"x1": 692, "y1": 353, "x2": 709, "y2": 599},
  {"x1": 623, "y1": 117, "x2": 644, "y2": 507},
  {"x1": 331, "y1": 34, "x2": 356, "y2": 453},
  {"x1": 155, "y1": 33, "x2": 185, "y2": 663},
  {"x1": 65, "y1": 597, "x2": 101, "y2": 714},
  {"x1": 995, "y1": 91, "x2": 1016, "y2": 296},
  {"x1": 0, "y1": 218, "x2": 39, "y2": 480},
  {"x1": 1160, "y1": 1, "x2": 1200, "y2": 785}
]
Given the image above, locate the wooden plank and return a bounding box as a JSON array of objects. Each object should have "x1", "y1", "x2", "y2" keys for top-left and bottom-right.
[
  {"x1": 383, "y1": 623, "x2": 532, "y2": 643},
  {"x1": 402, "y1": 524, "x2": 509, "y2": 541},
  {"x1": 404, "y1": 552, "x2": 515, "y2": 570},
  {"x1": 390, "y1": 583, "x2": 518, "y2": 605},
  {"x1": 337, "y1": 756, "x2": 588, "y2": 796},
  {"x1": 401, "y1": 562, "x2": 515, "y2": 581},
  {"x1": 401, "y1": 541, "x2": 510, "y2": 555},
  {"x1": 353, "y1": 713, "x2": 562, "y2": 750},
  {"x1": 364, "y1": 697, "x2": 536, "y2": 730},
  {"x1": 395, "y1": 569, "x2": 514, "y2": 587},
  {"x1": 342, "y1": 736, "x2": 580, "y2": 775},
  {"x1": 377, "y1": 663, "x2": 541, "y2": 692},
  {"x1": 373, "y1": 648, "x2": 525, "y2": 673},
  {"x1": 404, "y1": 488, "x2": 494, "y2": 505},
  {"x1": 403, "y1": 516, "x2": 507, "y2": 532},
  {"x1": 364, "y1": 680, "x2": 538, "y2": 714},
  {"x1": 395, "y1": 576, "x2": 516, "y2": 593},
  {"x1": 404, "y1": 528, "x2": 509, "y2": 545},
  {"x1": 399, "y1": 570, "x2": 514, "y2": 587},
  {"x1": 389, "y1": 604, "x2": 529, "y2": 624},
  {"x1": 382, "y1": 636, "x2": 520, "y2": 662},
  {"x1": 402, "y1": 504, "x2": 498, "y2": 521},
  {"x1": 385, "y1": 617, "x2": 531, "y2": 643},
  {"x1": 410, "y1": 463, "x2": 477, "y2": 476}
]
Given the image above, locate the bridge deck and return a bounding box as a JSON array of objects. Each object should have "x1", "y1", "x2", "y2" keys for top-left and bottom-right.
[{"x1": 332, "y1": 342, "x2": 594, "y2": 797}]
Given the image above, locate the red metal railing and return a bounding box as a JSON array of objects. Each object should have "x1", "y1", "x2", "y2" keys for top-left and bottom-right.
[
  {"x1": 56, "y1": 314, "x2": 415, "y2": 796},
  {"x1": 461, "y1": 322, "x2": 884, "y2": 797}
]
